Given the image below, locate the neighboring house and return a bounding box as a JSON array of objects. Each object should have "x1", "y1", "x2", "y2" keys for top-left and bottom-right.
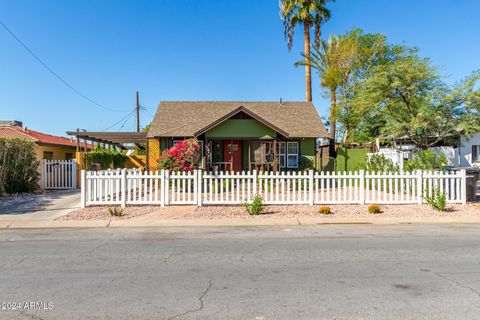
[
  {"x1": 373, "y1": 132, "x2": 480, "y2": 168},
  {"x1": 146, "y1": 101, "x2": 328, "y2": 171},
  {"x1": 0, "y1": 122, "x2": 90, "y2": 160},
  {"x1": 458, "y1": 134, "x2": 480, "y2": 167}
]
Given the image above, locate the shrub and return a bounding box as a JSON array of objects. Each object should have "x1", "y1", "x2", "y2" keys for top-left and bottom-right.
[
  {"x1": 404, "y1": 150, "x2": 448, "y2": 171},
  {"x1": 360, "y1": 154, "x2": 399, "y2": 172},
  {"x1": 368, "y1": 204, "x2": 381, "y2": 214},
  {"x1": 0, "y1": 138, "x2": 39, "y2": 195},
  {"x1": 298, "y1": 156, "x2": 314, "y2": 171},
  {"x1": 318, "y1": 206, "x2": 331, "y2": 214},
  {"x1": 244, "y1": 195, "x2": 263, "y2": 215},
  {"x1": 424, "y1": 187, "x2": 447, "y2": 211},
  {"x1": 108, "y1": 207, "x2": 125, "y2": 217},
  {"x1": 158, "y1": 138, "x2": 201, "y2": 172}
]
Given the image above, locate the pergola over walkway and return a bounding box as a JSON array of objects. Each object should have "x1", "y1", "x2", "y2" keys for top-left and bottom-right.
[{"x1": 66, "y1": 131, "x2": 147, "y2": 151}]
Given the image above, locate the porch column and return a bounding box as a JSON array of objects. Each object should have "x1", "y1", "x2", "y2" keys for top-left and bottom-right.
[
  {"x1": 248, "y1": 140, "x2": 251, "y2": 172},
  {"x1": 205, "y1": 139, "x2": 210, "y2": 170},
  {"x1": 230, "y1": 139, "x2": 233, "y2": 172},
  {"x1": 273, "y1": 139, "x2": 277, "y2": 172}
]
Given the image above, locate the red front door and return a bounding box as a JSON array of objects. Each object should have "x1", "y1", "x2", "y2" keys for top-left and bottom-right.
[{"x1": 224, "y1": 140, "x2": 242, "y2": 172}]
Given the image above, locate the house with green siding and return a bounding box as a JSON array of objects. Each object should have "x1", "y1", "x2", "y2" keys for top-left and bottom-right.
[{"x1": 146, "y1": 101, "x2": 328, "y2": 172}]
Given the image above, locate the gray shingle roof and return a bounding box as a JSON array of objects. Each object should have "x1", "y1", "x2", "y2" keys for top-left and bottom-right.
[{"x1": 147, "y1": 101, "x2": 328, "y2": 139}]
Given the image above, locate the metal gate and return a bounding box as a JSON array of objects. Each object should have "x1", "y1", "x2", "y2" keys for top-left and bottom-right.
[{"x1": 40, "y1": 160, "x2": 76, "y2": 190}]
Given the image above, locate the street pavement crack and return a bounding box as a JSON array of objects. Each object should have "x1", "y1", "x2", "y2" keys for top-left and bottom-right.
[
  {"x1": 431, "y1": 271, "x2": 480, "y2": 298},
  {"x1": 167, "y1": 280, "x2": 213, "y2": 320},
  {"x1": 81, "y1": 243, "x2": 108, "y2": 257},
  {"x1": 19, "y1": 310, "x2": 46, "y2": 320},
  {"x1": 163, "y1": 252, "x2": 174, "y2": 263}
]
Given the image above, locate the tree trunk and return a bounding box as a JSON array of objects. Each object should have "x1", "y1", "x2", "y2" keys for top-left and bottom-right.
[
  {"x1": 343, "y1": 127, "x2": 349, "y2": 145},
  {"x1": 304, "y1": 23, "x2": 312, "y2": 102},
  {"x1": 329, "y1": 88, "x2": 337, "y2": 157}
]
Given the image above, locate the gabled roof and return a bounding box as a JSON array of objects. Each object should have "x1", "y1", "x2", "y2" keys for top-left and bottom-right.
[
  {"x1": 0, "y1": 126, "x2": 81, "y2": 148},
  {"x1": 147, "y1": 101, "x2": 328, "y2": 138}
]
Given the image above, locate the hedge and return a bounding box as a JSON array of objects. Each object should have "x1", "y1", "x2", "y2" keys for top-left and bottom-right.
[
  {"x1": 83, "y1": 148, "x2": 126, "y2": 170},
  {"x1": 0, "y1": 138, "x2": 40, "y2": 195}
]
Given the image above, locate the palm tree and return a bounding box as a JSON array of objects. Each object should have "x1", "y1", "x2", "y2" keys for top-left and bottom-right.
[
  {"x1": 296, "y1": 35, "x2": 357, "y2": 154},
  {"x1": 280, "y1": 0, "x2": 333, "y2": 102}
]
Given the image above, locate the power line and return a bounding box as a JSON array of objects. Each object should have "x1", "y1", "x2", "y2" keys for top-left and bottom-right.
[
  {"x1": 102, "y1": 109, "x2": 135, "y2": 131},
  {"x1": 0, "y1": 19, "x2": 129, "y2": 113},
  {"x1": 141, "y1": 106, "x2": 155, "y2": 118},
  {"x1": 119, "y1": 112, "x2": 134, "y2": 131}
]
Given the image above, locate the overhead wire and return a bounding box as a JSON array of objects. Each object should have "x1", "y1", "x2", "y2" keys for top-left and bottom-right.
[
  {"x1": 0, "y1": 18, "x2": 130, "y2": 113},
  {"x1": 101, "y1": 109, "x2": 135, "y2": 131}
]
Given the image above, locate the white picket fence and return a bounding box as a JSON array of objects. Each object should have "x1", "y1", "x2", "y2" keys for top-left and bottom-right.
[
  {"x1": 40, "y1": 160, "x2": 76, "y2": 190},
  {"x1": 80, "y1": 169, "x2": 467, "y2": 208}
]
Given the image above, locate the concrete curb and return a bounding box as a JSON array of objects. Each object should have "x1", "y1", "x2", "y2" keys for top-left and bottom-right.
[
  {"x1": 297, "y1": 216, "x2": 480, "y2": 225},
  {"x1": 6, "y1": 220, "x2": 111, "y2": 229},
  {"x1": 0, "y1": 221, "x2": 13, "y2": 228},
  {"x1": 1, "y1": 216, "x2": 480, "y2": 229},
  {"x1": 108, "y1": 217, "x2": 300, "y2": 228}
]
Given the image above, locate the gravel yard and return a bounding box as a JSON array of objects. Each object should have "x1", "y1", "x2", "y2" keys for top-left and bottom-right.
[
  {"x1": 184, "y1": 203, "x2": 480, "y2": 219},
  {"x1": 58, "y1": 206, "x2": 159, "y2": 220},
  {"x1": 59, "y1": 203, "x2": 480, "y2": 220}
]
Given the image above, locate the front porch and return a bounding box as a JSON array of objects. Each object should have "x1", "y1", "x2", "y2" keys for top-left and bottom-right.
[{"x1": 204, "y1": 138, "x2": 299, "y2": 172}]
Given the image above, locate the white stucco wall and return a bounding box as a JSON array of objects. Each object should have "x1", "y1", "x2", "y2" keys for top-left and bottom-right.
[{"x1": 459, "y1": 134, "x2": 480, "y2": 167}]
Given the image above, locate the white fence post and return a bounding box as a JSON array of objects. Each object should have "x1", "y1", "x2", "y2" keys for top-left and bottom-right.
[
  {"x1": 359, "y1": 170, "x2": 365, "y2": 204},
  {"x1": 165, "y1": 170, "x2": 170, "y2": 206},
  {"x1": 193, "y1": 169, "x2": 198, "y2": 206},
  {"x1": 197, "y1": 170, "x2": 203, "y2": 207},
  {"x1": 120, "y1": 169, "x2": 127, "y2": 208},
  {"x1": 160, "y1": 169, "x2": 165, "y2": 207},
  {"x1": 80, "y1": 170, "x2": 86, "y2": 208},
  {"x1": 460, "y1": 169, "x2": 467, "y2": 205},
  {"x1": 252, "y1": 170, "x2": 258, "y2": 196},
  {"x1": 308, "y1": 170, "x2": 314, "y2": 205},
  {"x1": 417, "y1": 170, "x2": 423, "y2": 204}
]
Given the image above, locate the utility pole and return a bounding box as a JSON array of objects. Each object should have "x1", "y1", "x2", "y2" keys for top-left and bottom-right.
[{"x1": 136, "y1": 91, "x2": 140, "y2": 132}]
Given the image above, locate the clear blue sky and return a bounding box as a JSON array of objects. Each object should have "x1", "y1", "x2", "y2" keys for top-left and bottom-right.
[{"x1": 1, "y1": 0, "x2": 479, "y2": 137}]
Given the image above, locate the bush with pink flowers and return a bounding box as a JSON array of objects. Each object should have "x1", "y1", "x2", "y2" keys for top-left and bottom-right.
[{"x1": 158, "y1": 138, "x2": 201, "y2": 172}]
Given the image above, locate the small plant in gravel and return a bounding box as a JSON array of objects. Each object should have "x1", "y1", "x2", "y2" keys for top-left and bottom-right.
[
  {"x1": 318, "y1": 206, "x2": 331, "y2": 215},
  {"x1": 108, "y1": 207, "x2": 125, "y2": 217},
  {"x1": 424, "y1": 187, "x2": 447, "y2": 211},
  {"x1": 244, "y1": 195, "x2": 263, "y2": 215},
  {"x1": 368, "y1": 204, "x2": 381, "y2": 214}
]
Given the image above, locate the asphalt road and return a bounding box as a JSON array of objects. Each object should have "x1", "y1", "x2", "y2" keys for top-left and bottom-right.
[{"x1": 0, "y1": 225, "x2": 479, "y2": 320}]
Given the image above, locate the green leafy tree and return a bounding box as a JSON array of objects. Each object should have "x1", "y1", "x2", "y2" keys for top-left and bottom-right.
[
  {"x1": 297, "y1": 29, "x2": 390, "y2": 147},
  {"x1": 352, "y1": 44, "x2": 480, "y2": 147},
  {"x1": 296, "y1": 33, "x2": 356, "y2": 154},
  {"x1": 280, "y1": 0, "x2": 334, "y2": 102}
]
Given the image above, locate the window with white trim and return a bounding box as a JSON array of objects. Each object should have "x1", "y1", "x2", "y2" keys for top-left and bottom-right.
[{"x1": 286, "y1": 142, "x2": 298, "y2": 168}]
